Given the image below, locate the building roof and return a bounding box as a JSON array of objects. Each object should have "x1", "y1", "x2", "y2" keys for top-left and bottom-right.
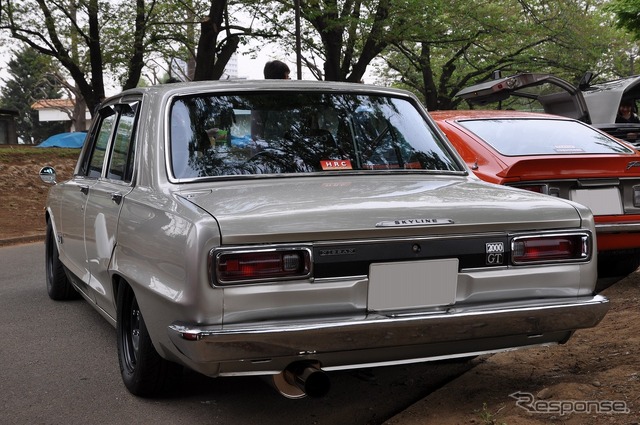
[{"x1": 31, "y1": 99, "x2": 75, "y2": 110}]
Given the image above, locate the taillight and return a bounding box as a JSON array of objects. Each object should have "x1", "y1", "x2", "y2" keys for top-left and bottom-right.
[
  {"x1": 212, "y1": 248, "x2": 312, "y2": 285},
  {"x1": 511, "y1": 233, "x2": 590, "y2": 264}
]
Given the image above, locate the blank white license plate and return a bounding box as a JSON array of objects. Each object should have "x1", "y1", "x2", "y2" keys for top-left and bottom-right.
[
  {"x1": 569, "y1": 187, "x2": 623, "y2": 215},
  {"x1": 368, "y1": 259, "x2": 458, "y2": 311}
]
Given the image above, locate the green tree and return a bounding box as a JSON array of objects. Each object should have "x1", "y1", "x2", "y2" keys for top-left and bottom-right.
[
  {"x1": 0, "y1": 0, "x2": 154, "y2": 113},
  {"x1": 603, "y1": 0, "x2": 640, "y2": 77},
  {"x1": 607, "y1": 0, "x2": 640, "y2": 39},
  {"x1": 121, "y1": 0, "x2": 247, "y2": 83},
  {"x1": 0, "y1": 46, "x2": 66, "y2": 144},
  {"x1": 243, "y1": 0, "x2": 408, "y2": 82},
  {"x1": 0, "y1": 0, "x2": 250, "y2": 114},
  {"x1": 378, "y1": 0, "x2": 628, "y2": 110}
]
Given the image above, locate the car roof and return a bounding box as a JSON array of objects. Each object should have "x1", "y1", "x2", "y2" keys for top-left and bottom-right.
[{"x1": 104, "y1": 80, "x2": 418, "y2": 103}]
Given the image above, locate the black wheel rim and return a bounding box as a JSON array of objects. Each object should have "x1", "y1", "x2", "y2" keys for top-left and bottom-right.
[{"x1": 122, "y1": 294, "x2": 141, "y2": 372}]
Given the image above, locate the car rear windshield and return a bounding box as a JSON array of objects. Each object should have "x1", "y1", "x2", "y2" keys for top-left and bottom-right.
[
  {"x1": 169, "y1": 92, "x2": 461, "y2": 178},
  {"x1": 457, "y1": 118, "x2": 634, "y2": 156}
]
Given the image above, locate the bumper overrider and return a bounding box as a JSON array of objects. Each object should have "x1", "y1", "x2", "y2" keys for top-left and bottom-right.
[{"x1": 167, "y1": 295, "x2": 609, "y2": 375}]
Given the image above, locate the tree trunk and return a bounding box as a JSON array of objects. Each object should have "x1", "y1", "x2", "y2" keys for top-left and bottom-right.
[{"x1": 193, "y1": 0, "x2": 233, "y2": 81}]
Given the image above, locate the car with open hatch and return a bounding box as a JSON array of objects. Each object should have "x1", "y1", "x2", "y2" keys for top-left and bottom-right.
[
  {"x1": 40, "y1": 80, "x2": 608, "y2": 399},
  {"x1": 455, "y1": 71, "x2": 640, "y2": 147},
  {"x1": 431, "y1": 109, "x2": 640, "y2": 286}
]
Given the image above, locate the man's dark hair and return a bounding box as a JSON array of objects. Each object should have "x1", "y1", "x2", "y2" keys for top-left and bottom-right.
[
  {"x1": 621, "y1": 99, "x2": 635, "y2": 107},
  {"x1": 264, "y1": 60, "x2": 290, "y2": 79}
]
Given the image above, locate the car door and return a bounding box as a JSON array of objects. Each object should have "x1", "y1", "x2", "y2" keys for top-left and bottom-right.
[
  {"x1": 456, "y1": 72, "x2": 591, "y2": 123},
  {"x1": 84, "y1": 101, "x2": 139, "y2": 316},
  {"x1": 55, "y1": 109, "x2": 121, "y2": 300},
  {"x1": 56, "y1": 175, "x2": 96, "y2": 297}
]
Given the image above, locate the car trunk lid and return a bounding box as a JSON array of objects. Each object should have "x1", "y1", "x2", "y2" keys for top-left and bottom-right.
[
  {"x1": 177, "y1": 175, "x2": 583, "y2": 244},
  {"x1": 456, "y1": 72, "x2": 591, "y2": 123}
]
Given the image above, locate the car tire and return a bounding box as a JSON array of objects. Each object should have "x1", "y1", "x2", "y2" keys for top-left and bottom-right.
[
  {"x1": 116, "y1": 283, "x2": 182, "y2": 397},
  {"x1": 45, "y1": 221, "x2": 79, "y2": 300}
]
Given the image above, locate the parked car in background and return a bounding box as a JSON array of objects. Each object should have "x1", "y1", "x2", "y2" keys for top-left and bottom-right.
[
  {"x1": 432, "y1": 109, "x2": 640, "y2": 286},
  {"x1": 40, "y1": 81, "x2": 608, "y2": 399},
  {"x1": 456, "y1": 71, "x2": 640, "y2": 148}
]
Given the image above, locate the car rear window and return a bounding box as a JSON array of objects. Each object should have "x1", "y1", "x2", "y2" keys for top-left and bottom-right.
[
  {"x1": 457, "y1": 118, "x2": 635, "y2": 156},
  {"x1": 169, "y1": 92, "x2": 461, "y2": 178}
]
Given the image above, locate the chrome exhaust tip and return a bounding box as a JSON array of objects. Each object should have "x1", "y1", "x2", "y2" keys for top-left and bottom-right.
[{"x1": 270, "y1": 361, "x2": 331, "y2": 399}]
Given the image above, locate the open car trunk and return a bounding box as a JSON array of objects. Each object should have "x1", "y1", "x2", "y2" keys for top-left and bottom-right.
[{"x1": 455, "y1": 72, "x2": 640, "y2": 148}]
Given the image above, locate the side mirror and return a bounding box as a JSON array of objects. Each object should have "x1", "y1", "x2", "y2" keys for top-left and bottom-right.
[{"x1": 39, "y1": 166, "x2": 57, "y2": 185}]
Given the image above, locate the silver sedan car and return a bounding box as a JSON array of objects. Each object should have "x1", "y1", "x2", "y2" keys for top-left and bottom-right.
[{"x1": 40, "y1": 81, "x2": 608, "y2": 399}]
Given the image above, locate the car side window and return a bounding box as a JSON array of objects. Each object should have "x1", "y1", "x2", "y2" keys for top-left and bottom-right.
[
  {"x1": 107, "y1": 103, "x2": 139, "y2": 182},
  {"x1": 88, "y1": 112, "x2": 117, "y2": 178}
]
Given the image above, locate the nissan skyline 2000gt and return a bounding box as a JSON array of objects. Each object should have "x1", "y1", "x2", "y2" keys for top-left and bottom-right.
[{"x1": 40, "y1": 80, "x2": 608, "y2": 398}]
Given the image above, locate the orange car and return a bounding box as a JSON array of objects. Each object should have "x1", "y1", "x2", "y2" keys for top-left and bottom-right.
[{"x1": 432, "y1": 109, "x2": 640, "y2": 284}]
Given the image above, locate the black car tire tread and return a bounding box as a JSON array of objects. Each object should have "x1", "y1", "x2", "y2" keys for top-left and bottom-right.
[{"x1": 45, "y1": 221, "x2": 79, "y2": 300}]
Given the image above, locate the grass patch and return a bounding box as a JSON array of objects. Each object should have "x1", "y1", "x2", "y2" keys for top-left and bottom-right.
[{"x1": 0, "y1": 145, "x2": 81, "y2": 162}]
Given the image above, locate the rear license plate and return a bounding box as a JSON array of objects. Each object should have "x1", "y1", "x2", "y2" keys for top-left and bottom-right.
[
  {"x1": 368, "y1": 258, "x2": 458, "y2": 311},
  {"x1": 570, "y1": 187, "x2": 623, "y2": 215}
]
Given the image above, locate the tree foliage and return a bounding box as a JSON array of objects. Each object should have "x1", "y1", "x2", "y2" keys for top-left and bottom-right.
[
  {"x1": 377, "y1": 0, "x2": 629, "y2": 110},
  {"x1": 242, "y1": 0, "x2": 411, "y2": 82},
  {"x1": 0, "y1": 0, "x2": 637, "y2": 115},
  {"x1": 0, "y1": 46, "x2": 67, "y2": 144},
  {"x1": 603, "y1": 0, "x2": 640, "y2": 77},
  {"x1": 0, "y1": 0, "x2": 158, "y2": 113},
  {"x1": 0, "y1": 0, "x2": 251, "y2": 114},
  {"x1": 606, "y1": 0, "x2": 640, "y2": 39}
]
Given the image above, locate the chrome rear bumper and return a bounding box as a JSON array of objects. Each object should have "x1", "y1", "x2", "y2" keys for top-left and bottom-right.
[{"x1": 167, "y1": 295, "x2": 608, "y2": 374}]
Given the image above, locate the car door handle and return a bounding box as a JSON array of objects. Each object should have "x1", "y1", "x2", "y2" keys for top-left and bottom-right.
[
  {"x1": 80, "y1": 185, "x2": 90, "y2": 195},
  {"x1": 111, "y1": 192, "x2": 123, "y2": 205}
]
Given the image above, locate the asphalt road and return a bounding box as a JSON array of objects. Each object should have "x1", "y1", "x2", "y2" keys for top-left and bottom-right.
[{"x1": 0, "y1": 242, "x2": 475, "y2": 425}]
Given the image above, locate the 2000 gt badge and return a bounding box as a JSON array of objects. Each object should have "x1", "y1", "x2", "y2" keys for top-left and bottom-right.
[{"x1": 486, "y1": 242, "x2": 505, "y2": 265}]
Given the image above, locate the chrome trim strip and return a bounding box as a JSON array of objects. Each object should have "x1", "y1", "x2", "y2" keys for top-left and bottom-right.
[
  {"x1": 312, "y1": 232, "x2": 508, "y2": 247},
  {"x1": 595, "y1": 222, "x2": 640, "y2": 233},
  {"x1": 319, "y1": 346, "x2": 549, "y2": 372}
]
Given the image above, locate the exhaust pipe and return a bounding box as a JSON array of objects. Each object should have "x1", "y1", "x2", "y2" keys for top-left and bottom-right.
[{"x1": 270, "y1": 362, "x2": 331, "y2": 399}]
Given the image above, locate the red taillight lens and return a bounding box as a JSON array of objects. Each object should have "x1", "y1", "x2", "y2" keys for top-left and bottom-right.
[
  {"x1": 512, "y1": 233, "x2": 590, "y2": 264},
  {"x1": 215, "y1": 249, "x2": 311, "y2": 285}
]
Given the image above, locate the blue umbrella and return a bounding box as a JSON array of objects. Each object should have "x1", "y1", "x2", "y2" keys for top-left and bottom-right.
[{"x1": 38, "y1": 132, "x2": 87, "y2": 148}]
